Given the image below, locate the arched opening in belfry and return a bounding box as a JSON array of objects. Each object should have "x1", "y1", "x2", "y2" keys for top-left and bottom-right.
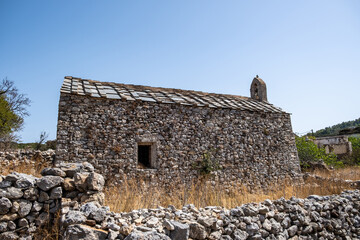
[{"x1": 254, "y1": 83, "x2": 259, "y2": 99}]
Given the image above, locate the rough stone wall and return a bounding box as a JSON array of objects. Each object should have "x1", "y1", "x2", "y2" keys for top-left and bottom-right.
[
  {"x1": 62, "y1": 189, "x2": 360, "y2": 240},
  {"x1": 0, "y1": 150, "x2": 55, "y2": 168},
  {"x1": 56, "y1": 93, "x2": 301, "y2": 189},
  {"x1": 0, "y1": 162, "x2": 104, "y2": 239},
  {"x1": 1, "y1": 163, "x2": 360, "y2": 239}
]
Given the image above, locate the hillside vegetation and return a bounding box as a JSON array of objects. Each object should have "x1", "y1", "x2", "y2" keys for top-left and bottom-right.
[{"x1": 313, "y1": 117, "x2": 360, "y2": 137}]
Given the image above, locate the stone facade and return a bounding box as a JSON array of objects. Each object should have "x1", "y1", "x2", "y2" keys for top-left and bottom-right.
[{"x1": 56, "y1": 76, "x2": 301, "y2": 189}]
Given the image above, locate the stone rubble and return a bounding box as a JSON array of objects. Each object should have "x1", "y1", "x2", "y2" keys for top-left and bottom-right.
[{"x1": 0, "y1": 162, "x2": 359, "y2": 239}]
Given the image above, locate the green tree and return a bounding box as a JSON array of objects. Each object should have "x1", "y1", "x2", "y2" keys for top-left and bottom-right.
[
  {"x1": 0, "y1": 78, "x2": 30, "y2": 147},
  {"x1": 0, "y1": 96, "x2": 22, "y2": 136},
  {"x1": 295, "y1": 136, "x2": 342, "y2": 168}
]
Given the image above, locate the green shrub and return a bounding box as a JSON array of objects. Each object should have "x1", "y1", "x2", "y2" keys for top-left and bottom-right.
[
  {"x1": 192, "y1": 149, "x2": 221, "y2": 175},
  {"x1": 345, "y1": 137, "x2": 360, "y2": 165},
  {"x1": 349, "y1": 137, "x2": 360, "y2": 149},
  {"x1": 295, "y1": 136, "x2": 342, "y2": 168}
]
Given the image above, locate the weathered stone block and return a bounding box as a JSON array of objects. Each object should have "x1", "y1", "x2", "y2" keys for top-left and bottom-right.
[
  {"x1": 170, "y1": 221, "x2": 189, "y2": 240},
  {"x1": 0, "y1": 187, "x2": 23, "y2": 199},
  {"x1": 87, "y1": 172, "x2": 104, "y2": 191},
  {"x1": 41, "y1": 167, "x2": 66, "y2": 177},
  {"x1": 74, "y1": 173, "x2": 90, "y2": 192},
  {"x1": 49, "y1": 186, "x2": 62, "y2": 199},
  {"x1": 189, "y1": 222, "x2": 207, "y2": 240},
  {"x1": 18, "y1": 200, "x2": 32, "y2": 217},
  {"x1": 0, "y1": 197, "x2": 12, "y2": 214},
  {"x1": 64, "y1": 224, "x2": 108, "y2": 240},
  {"x1": 36, "y1": 176, "x2": 64, "y2": 191},
  {"x1": 124, "y1": 230, "x2": 170, "y2": 240}
]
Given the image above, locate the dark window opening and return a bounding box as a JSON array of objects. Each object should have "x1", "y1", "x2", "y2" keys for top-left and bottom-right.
[{"x1": 138, "y1": 145, "x2": 151, "y2": 168}]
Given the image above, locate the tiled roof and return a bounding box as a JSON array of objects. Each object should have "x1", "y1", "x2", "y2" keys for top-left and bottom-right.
[{"x1": 60, "y1": 76, "x2": 285, "y2": 113}]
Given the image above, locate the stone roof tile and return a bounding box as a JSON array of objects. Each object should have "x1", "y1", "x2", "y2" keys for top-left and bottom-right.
[{"x1": 61, "y1": 76, "x2": 285, "y2": 113}]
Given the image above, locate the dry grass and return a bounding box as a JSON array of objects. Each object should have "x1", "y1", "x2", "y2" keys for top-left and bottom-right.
[
  {"x1": 104, "y1": 174, "x2": 354, "y2": 212},
  {"x1": 33, "y1": 211, "x2": 62, "y2": 240},
  {"x1": 0, "y1": 153, "x2": 49, "y2": 177},
  {"x1": 311, "y1": 166, "x2": 360, "y2": 181}
]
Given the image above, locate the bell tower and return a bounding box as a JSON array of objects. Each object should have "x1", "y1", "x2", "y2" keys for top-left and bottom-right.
[{"x1": 250, "y1": 75, "x2": 267, "y2": 102}]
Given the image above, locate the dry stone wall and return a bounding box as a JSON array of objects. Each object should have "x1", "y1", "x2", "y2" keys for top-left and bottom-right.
[
  {"x1": 63, "y1": 189, "x2": 360, "y2": 240},
  {"x1": 56, "y1": 93, "x2": 301, "y2": 189},
  {"x1": 1, "y1": 162, "x2": 359, "y2": 239},
  {"x1": 0, "y1": 162, "x2": 104, "y2": 239},
  {"x1": 0, "y1": 150, "x2": 55, "y2": 170}
]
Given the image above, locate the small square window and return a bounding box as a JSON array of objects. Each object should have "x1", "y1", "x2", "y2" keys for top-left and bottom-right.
[{"x1": 137, "y1": 142, "x2": 156, "y2": 169}]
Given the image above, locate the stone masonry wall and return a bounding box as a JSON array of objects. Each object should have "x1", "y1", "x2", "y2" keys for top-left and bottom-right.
[
  {"x1": 1, "y1": 163, "x2": 360, "y2": 239},
  {"x1": 63, "y1": 189, "x2": 360, "y2": 240},
  {"x1": 0, "y1": 162, "x2": 105, "y2": 239},
  {"x1": 56, "y1": 93, "x2": 301, "y2": 189},
  {"x1": 0, "y1": 150, "x2": 55, "y2": 169}
]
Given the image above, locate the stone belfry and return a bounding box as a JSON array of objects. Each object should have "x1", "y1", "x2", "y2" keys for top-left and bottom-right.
[{"x1": 250, "y1": 75, "x2": 268, "y2": 102}]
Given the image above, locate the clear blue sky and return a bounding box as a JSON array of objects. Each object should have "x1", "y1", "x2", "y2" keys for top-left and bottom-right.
[{"x1": 0, "y1": 0, "x2": 359, "y2": 142}]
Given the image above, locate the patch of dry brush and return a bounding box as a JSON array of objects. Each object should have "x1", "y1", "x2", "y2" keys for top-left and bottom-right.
[
  {"x1": 0, "y1": 153, "x2": 50, "y2": 177},
  {"x1": 104, "y1": 169, "x2": 357, "y2": 212}
]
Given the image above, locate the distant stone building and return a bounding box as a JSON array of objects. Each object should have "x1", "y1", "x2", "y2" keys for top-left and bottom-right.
[
  {"x1": 313, "y1": 136, "x2": 352, "y2": 156},
  {"x1": 56, "y1": 76, "x2": 300, "y2": 189}
]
